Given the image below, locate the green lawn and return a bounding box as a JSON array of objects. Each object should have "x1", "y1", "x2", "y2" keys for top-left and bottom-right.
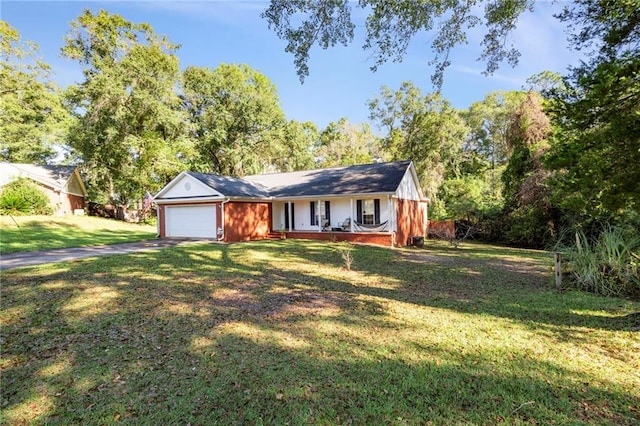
[
  {"x1": 0, "y1": 216, "x2": 157, "y2": 255},
  {"x1": 2, "y1": 240, "x2": 638, "y2": 425}
]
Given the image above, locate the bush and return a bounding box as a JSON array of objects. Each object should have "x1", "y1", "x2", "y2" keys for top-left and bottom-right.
[
  {"x1": 557, "y1": 226, "x2": 640, "y2": 298},
  {"x1": 0, "y1": 178, "x2": 53, "y2": 216}
]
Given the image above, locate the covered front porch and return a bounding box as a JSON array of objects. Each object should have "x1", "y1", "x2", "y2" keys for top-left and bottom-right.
[{"x1": 270, "y1": 196, "x2": 396, "y2": 234}]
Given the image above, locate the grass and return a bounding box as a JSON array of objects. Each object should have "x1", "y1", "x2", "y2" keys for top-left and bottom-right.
[
  {"x1": 1, "y1": 240, "x2": 638, "y2": 425},
  {"x1": 0, "y1": 216, "x2": 157, "y2": 255}
]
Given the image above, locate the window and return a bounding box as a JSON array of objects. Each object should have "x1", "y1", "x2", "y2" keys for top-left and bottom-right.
[
  {"x1": 362, "y1": 200, "x2": 375, "y2": 225},
  {"x1": 357, "y1": 199, "x2": 381, "y2": 225},
  {"x1": 310, "y1": 201, "x2": 331, "y2": 227}
]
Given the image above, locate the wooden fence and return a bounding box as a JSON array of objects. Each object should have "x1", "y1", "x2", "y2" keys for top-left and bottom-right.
[{"x1": 427, "y1": 219, "x2": 456, "y2": 239}]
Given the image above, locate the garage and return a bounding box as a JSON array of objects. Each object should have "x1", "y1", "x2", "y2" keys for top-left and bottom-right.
[{"x1": 165, "y1": 205, "x2": 217, "y2": 238}]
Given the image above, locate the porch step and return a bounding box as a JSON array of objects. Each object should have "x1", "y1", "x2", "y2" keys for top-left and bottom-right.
[{"x1": 265, "y1": 232, "x2": 284, "y2": 240}]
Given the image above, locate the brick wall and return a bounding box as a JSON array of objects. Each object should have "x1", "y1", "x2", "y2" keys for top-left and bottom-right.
[
  {"x1": 224, "y1": 201, "x2": 271, "y2": 242},
  {"x1": 396, "y1": 199, "x2": 427, "y2": 247},
  {"x1": 284, "y1": 231, "x2": 393, "y2": 247}
]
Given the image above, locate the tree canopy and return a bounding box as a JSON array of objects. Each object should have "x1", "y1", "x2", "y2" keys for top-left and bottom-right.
[
  {"x1": 182, "y1": 63, "x2": 288, "y2": 177},
  {"x1": 263, "y1": 0, "x2": 534, "y2": 86},
  {"x1": 0, "y1": 21, "x2": 69, "y2": 163},
  {"x1": 62, "y1": 10, "x2": 190, "y2": 204}
]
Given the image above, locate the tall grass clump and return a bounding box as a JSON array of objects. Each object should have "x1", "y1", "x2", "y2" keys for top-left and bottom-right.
[{"x1": 558, "y1": 226, "x2": 640, "y2": 297}]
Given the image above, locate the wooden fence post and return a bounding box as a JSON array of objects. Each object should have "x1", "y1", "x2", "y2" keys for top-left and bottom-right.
[{"x1": 554, "y1": 252, "x2": 562, "y2": 289}]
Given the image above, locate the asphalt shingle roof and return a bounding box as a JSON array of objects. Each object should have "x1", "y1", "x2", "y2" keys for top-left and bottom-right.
[
  {"x1": 187, "y1": 172, "x2": 271, "y2": 198},
  {"x1": 245, "y1": 160, "x2": 412, "y2": 197},
  {"x1": 184, "y1": 160, "x2": 413, "y2": 198}
]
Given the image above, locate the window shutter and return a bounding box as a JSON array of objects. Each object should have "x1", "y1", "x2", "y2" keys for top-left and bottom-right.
[
  {"x1": 310, "y1": 201, "x2": 316, "y2": 226},
  {"x1": 356, "y1": 200, "x2": 363, "y2": 223},
  {"x1": 325, "y1": 201, "x2": 331, "y2": 225},
  {"x1": 291, "y1": 203, "x2": 295, "y2": 230},
  {"x1": 374, "y1": 199, "x2": 380, "y2": 224}
]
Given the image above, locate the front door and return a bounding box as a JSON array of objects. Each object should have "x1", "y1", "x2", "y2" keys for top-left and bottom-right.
[{"x1": 284, "y1": 202, "x2": 295, "y2": 230}]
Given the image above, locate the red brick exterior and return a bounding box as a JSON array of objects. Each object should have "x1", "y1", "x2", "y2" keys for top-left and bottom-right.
[
  {"x1": 396, "y1": 199, "x2": 427, "y2": 247},
  {"x1": 38, "y1": 185, "x2": 85, "y2": 215},
  {"x1": 283, "y1": 231, "x2": 394, "y2": 247},
  {"x1": 223, "y1": 201, "x2": 271, "y2": 242}
]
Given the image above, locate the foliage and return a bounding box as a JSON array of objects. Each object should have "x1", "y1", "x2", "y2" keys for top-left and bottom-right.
[
  {"x1": 3, "y1": 240, "x2": 638, "y2": 424},
  {"x1": 368, "y1": 82, "x2": 467, "y2": 199},
  {"x1": 262, "y1": 0, "x2": 534, "y2": 87},
  {"x1": 434, "y1": 172, "x2": 503, "y2": 221},
  {"x1": 0, "y1": 21, "x2": 70, "y2": 163},
  {"x1": 182, "y1": 64, "x2": 288, "y2": 176},
  {"x1": 557, "y1": 226, "x2": 640, "y2": 298},
  {"x1": 463, "y1": 91, "x2": 526, "y2": 170},
  {"x1": 0, "y1": 215, "x2": 156, "y2": 254},
  {"x1": 500, "y1": 92, "x2": 557, "y2": 248},
  {"x1": 334, "y1": 240, "x2": 354, "y2": 271},
  {"x1": 62, "y1": 10, "x2": 191, "y2": 205},
  {"x1": 271, "y1": 120, "x2": 317, "y2": 172},
  {"x1": 315, "y1": 118, "x2": 384, "y2": 168},
  {"x1": 545, "y1": 0, "x2": 639, "y2": 218},
  {"x1": 0, "y1": 178, "x2": 52, "y2": 216}
]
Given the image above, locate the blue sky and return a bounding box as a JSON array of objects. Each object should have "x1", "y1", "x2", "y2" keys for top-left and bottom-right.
[{"x1": 2, "y1": 1, "x2": 583, "y2": 130}]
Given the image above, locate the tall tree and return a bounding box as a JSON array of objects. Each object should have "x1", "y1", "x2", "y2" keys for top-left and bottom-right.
[
  {"x1": 546, "y1": 0, "x2": 640, "y2": 217},
  {"x1": 182, "y1": 64, "x2": 287, "y2": 177},
  {"x1": 62, "y1": 10, "x2": 189, "y2": 204},
  {"x1": 501, "y1": 91, "x2": 556, "y2": 247},
  {"x1": 368, "y1": 82, "x2": 467, "y2": 198},
  {"x1": 262, "y1": 0, "x2": 534, "y2": 86},
  {"x1": 463, "y1": 91, "x2": 526, "y2": 170},
  {"x1": 315, "y1": 118, "x2": 383, "y2": 168},
  {"x1": 0, "y1": 21, "x2": 69, "y2": 163}
]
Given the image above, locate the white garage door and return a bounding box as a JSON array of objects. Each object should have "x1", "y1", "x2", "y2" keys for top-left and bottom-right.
[{"x1": 165, "y1": 205, "x2": 217, "y2": 238}]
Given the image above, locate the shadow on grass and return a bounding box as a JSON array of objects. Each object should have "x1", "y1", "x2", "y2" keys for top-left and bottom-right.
[{"x1": 1, "y1": 240, "x2": 638, "y2": 424}]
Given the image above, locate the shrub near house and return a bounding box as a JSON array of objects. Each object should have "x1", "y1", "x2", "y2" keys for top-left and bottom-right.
[{"x1": 0, "y1": 178, "x2": 52, "y2": 215}]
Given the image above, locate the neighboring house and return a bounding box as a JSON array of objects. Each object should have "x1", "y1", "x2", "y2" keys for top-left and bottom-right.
[
  {"x1": 154, "y1": 160, "x2": 428, "y2": 247},
  {"x1": 0, "y1": 163, "x2": 88, "y2": 215}
]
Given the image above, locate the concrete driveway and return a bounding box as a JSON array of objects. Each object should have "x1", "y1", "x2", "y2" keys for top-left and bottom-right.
[{"x1": 0, "y1": 238, "x2": 215, "y2": 271}]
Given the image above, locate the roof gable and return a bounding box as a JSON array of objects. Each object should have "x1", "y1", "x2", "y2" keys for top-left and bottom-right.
[{"x1": 155, "y1": 172, "x2": 224, "y2": 199}]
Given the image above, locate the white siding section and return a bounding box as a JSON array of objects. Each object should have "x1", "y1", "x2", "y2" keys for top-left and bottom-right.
[
  {"x1": 161, "y1": 175, "x2": 221, "y2": 199},
  {"x1": 395, "y1": 169, "x2": 421, "y2": 201},
  {"x1": 272, "y1": 203, "x2": 285, "y2": 230},
  {"x1": 329, "y1": 199, "x2": 352, "y2": 228}
]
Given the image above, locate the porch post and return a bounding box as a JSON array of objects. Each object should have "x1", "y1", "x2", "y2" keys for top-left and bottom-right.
[
  {"x1": 350, "y1": 198, "x2": 354, "y2": 232},
  {"x1": 387, "y1": 195, "x2": 392, "y2": 232},
  {"x1": 317, "y1": 199, "x2": 322, "y2": 232},
  {"x1": 288, "y1": 202, "x2": 292, "y2": 232}
]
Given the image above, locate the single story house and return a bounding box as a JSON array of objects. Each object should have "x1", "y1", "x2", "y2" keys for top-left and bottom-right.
[
  {"x1": 154, "y1": 160, "x2": 428, "y2": 247},
  {"x1": 0, "y1": 163, "x2": 88, "y2": 215}
]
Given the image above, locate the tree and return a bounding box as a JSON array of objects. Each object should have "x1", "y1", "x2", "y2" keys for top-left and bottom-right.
[
  {"x1": 0, "y1": 21, "x2": 70, "y2": 163},
  {"x1": 315, "y1": 118, "x2": 384, "y2": 168},
  {"x1": 182, "y1": 64, "x2": 287, "y2": 177},
  {"x1": 368, "y1": 82, "x2": 467, "y2": 199},
  {"x1": 271, "y1": 120, "x2": 317, "y2": 172},
  {"x1": 546, "y1": 0, "x2": 639, "y2": 217},
  {"x1": 62, "y1": 10, "x2": 190, "y2": 204},
  {"x1": 463, "y1": 91, "x2": 526, "y2": 170},
  {"x1": 501, "y1": 91, "x2": 556, "y2": 247},
  {"x1": 262, "y1": 0, "x2": 534, "y2": 86}
]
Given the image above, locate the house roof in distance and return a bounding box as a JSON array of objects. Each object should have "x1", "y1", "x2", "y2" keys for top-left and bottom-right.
[
  {"x1": 244, "y1": 160, "x2": 414, "y2": 198},
  {"x1": 0, "y1": 163, "x2": 80, "y2": 191}
]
